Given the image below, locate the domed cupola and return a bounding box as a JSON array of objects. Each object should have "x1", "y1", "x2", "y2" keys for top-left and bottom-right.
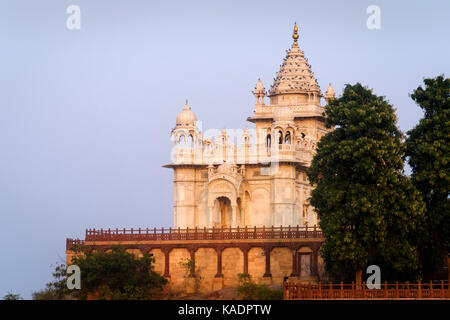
[
  {"x1": 176, "y1": 100, "x2": 197, "y2": 126},
  {"x1": 325, "y1": 83, "x2": 335, "y2": 103},
  {"x1": 252, "y1": 78, "x2": 266, "y2": 106},
  {"x1": 253, "y1": 78, "x2": 266, "y2": 95}
]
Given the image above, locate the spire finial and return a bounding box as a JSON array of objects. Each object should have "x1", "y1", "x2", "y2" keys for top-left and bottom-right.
[
  {"x1": 292, "y1": 22, "x2": 299, "y2": 47},
  {"x1": 185, "y1": 99, "x2": 189, "y2": 109}
]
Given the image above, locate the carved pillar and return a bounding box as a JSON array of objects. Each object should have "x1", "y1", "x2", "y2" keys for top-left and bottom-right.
[
  {"x1": 231, "y1": 205, "x2": 237, "y2": 227},
  {"x1": 241, "y1": 246, "x2": 249, "y2": 276},
  {"x1": 189, "y1": 247, "x2": 196, "y2": 277},
  {"x1": 263, "y1": 245, "x2": 272, "y2": 277},
  {"x1": 208, "y1": 205, "x2": 214, "y2": 228},
  {"x1": 163, "y1": 247, "x2": 171, "y2": 278},
  {"x1": 215, "y1": 247, "x2": 224, "y2": 278}
]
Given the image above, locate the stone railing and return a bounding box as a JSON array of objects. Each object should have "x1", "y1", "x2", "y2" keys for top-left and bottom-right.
[
  {"x1": 284, "y1": 281, "x2": 450, "y2": 300},
  {"x1": 66, "y1": 225, "x2": 323, "y2": 250}
]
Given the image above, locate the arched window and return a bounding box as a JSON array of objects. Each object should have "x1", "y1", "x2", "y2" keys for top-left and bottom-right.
[
  {"x1": 278, "y1": 130, "x2": 283, "y2": 144},
  {"x1": 179, "y1": 135, "x2": 185, "y2": 145},
  {"x1": 285, "y1": 131, "x2": 291, "y2": 144},
  {"x1": 187, "y1": 134, "x2": 193, "y2": 147},
  {"x1": 266, "y1": 134, "x2": 271, "y2": 149}
]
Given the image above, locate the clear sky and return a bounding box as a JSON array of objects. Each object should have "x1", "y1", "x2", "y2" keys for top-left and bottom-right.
[{"x1": 0, "y1": 0, "x2": 449, "y2": 299}]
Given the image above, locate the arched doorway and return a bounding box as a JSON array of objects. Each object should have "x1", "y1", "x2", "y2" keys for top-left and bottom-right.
[
  {"x1": 297, "y1": 247, "x2": 313, "y2": 279},
  {"x1": 214, "y1": 196, "x2": 232, "y2": 227}
]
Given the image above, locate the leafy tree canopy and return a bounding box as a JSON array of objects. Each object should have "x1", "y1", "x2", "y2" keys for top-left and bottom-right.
[
  {"x1": 32, "y1": 264, "x2": 73, "y2": 300},
  {"x1": 70, "y1": 245, "x2": 167, "y2": 300},
  {"x1": 236, "y1": 274, "x2": 283, "y2": 300},
  {"x1": 3, "y1": 291, "x2": 23, "y2": 300},
  {"x1": 405, "y1": 75, "x2": 450, "y2": 273},
  {"x1": 307, "y1": 83, "x2": 425, "y2": 282}
]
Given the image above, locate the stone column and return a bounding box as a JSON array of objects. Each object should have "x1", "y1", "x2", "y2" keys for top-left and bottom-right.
[
  {"x1": 242, "y1": 246, "x2": 249, "y2": 276},
  {"x1": 208, "y1": 204, "x2": 214, "y2": 227},
  {"x1": 213, "y1": 246, "x2": 224, "y2": 291},
  {"x1": 163, "y1": 247, "x2": 171, "y2": 278},
  {"x1": 231, "y1": 204, "x2": 237, "y2": 227},
  {"x1": 261, "y1": 245, "x2": 272, "y2": 286},
  {"x1": 189, "y1": 248, "x2": 196, "y2": 277},
  {"x1": 186, "y1": 247, "x2": 197, "y2": 294},
  {"x1": 263, "y1": 246, "x2": 272, "y2": 277},
  {"x1": 215, "y1": 247, "x2": 224, "y2": 278}
]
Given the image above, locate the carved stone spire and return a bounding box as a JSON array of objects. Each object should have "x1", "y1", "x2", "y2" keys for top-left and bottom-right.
[
  {"x1": 325, "y1": 83, "x2": 335, "y2": 103},
  {"x1": 268, "y1": 24, "x2": 321, "y2": 100},
  {"x1": 252, "y1": 78, "x2": 266, "y2": 105}
]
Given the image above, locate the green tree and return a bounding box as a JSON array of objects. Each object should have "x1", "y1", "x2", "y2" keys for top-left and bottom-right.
[
  {"x1": 405, "y1": 75, "x2": 450, "y2": 274},
  {"x1": 70, "y1": 245, "x2": 167, "y2": 299},
  {"x1": 307, "y1": 83, "x2": 425, "y2": 283},
  {"x1": 236, "y1": 274, "x2": 283, "y2": 300},
  {"x1": 32, "y1": 264, "x2": 74, "y2": 300},
  {"x1": 179, "y1": 258, "x2": 202, "y2": 293},
  {"x1": 3, "y1": 291, "x2": 23, "y2": 300}
]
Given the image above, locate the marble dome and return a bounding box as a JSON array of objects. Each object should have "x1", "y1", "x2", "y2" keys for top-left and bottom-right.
[{"x1": 176, "y1": 101, "x2": 197, "y2": 126}]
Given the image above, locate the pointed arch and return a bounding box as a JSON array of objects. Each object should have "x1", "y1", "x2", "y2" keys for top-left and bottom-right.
[
  {"x1": 179, "y1": 134, "x2": 186, "y2": 145},
  {"x1": 278, "y1": 130, "x2": 283, "y2": 144},
  {"x1": 285, "y1": 131, "x2": 291, "y2": 144}
]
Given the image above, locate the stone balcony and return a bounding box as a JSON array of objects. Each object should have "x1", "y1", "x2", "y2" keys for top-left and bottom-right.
[{"x1": 169, "y1": 144, "x2": 314, "y2": 166}]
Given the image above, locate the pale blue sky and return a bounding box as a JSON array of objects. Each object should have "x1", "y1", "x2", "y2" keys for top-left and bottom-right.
[{"x1": 0, "y1": 0, "x2": 449, "y2": 299}]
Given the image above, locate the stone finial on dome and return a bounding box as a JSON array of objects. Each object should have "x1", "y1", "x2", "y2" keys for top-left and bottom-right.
[
  {"x1": 176, "y1": 99, "x2": 197, "y2": 126},
  {"x1": 252, "y1": 78, "x2": 266, "y2": 105},
  {"x1": 325, "y1": 83, "x2": 335, "y2": 103},
  {"x1": 292, "y1": 23, "x2": 299, "y2": 47}
]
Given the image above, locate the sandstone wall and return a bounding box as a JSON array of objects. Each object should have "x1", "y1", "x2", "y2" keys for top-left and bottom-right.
[
  {"x1": 153, "y1": 245, "x2": 301, "y2": 294},
  {"x1": 66, "y1": 242, "x2": 323, "y2": 295},
  {"x1": 149, "y1": 248, "x2": 165, "y2": 275},
  {"x1": 248, "y1": 247, "x2": 265, "y2": 283},
  {"x1": 168, "y1": 248, "x2": 190, "y2": 292},
  {"x1": 270, "y1": 247, "x2": 293, "y2": 284},
  {"x1": 222, "y1": 248, "x2": 244, "y2": 287},
  {"x1": 195, "y1": 248, "x2": 217, "y2": 292}
]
